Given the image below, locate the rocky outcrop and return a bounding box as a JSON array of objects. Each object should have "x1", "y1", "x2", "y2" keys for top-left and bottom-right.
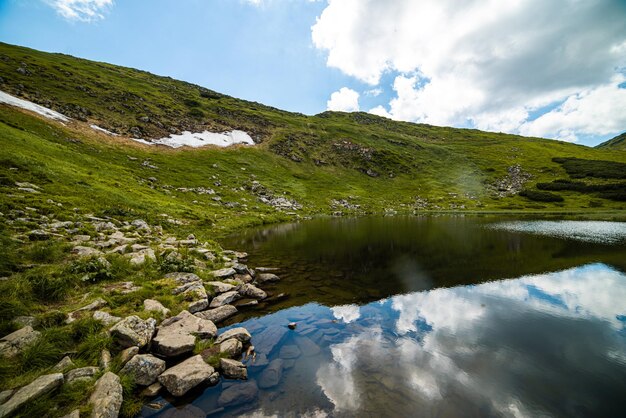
[
  {"x1": 0, "y1": 326, "x2": 40, "y2": 357},
  {"x1": 158, "y1": 355, "x2": 218, "y2": 396},
  {"x1": 153, "y1": 310, "x2": 216, "y2": 357},
  {"x1": 121, "y1": 354, "x2": 166, "y2": 386},
  {"x1": 0, "y1": 373, "x2": 64, "y2": 418},
  {"x1": 89, "y1": 372, "x2": 123, "y2": 418},
  {"x1": 110, "y1": 316, "x2": 156, "y2": 348}
]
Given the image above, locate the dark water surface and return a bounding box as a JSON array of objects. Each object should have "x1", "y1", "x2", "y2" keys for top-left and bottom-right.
[{"x1": 144, "y1": 216, "x2": 626, "y2": 418}]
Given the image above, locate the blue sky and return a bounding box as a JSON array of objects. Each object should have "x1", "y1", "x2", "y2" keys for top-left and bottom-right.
[{"x1": 0, "y1": 0, "x2": 624, "y2": 146}]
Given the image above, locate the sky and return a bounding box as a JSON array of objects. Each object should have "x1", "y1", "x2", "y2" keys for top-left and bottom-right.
[{"x1": 0, "y1": 0, "x2": 625, "y2": 146}]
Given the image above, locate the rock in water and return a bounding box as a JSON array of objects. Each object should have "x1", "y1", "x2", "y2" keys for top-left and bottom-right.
[
  {"x1": 238, "y1": 283, "x2": 267, "y2": 300},
  {"x1": 194, "y1": 305, "x2": 237, "y2": 324},
  {"x1": 89, "y1": 372, "x2": 123, "y2": 418},
  {"x1": 252, "y1": 326, "x2": 288, "y2": 355},
  {"x1": 121, "y1": 354, "x2": 166, "y2": 386},
  {"x1": 153, "y1": 310, "x2": 217, "y2": 357},
  {"x1": 256, "y1": 273, "x2": 280, "y2": 284},
  {"x1": 0, "y1": 373, "x2": 63, "y2": 418},
  {"x1": 220, "y1": 358, "x2": 247, "y2": 379},
  {"x1": 209, "y1": 290, "x2": 240, "y2": 308},
  {"x1": 258, "y1": 359, "x2": 284, "y2": 389},
  {"x1": 279, "y1": 345, "x2": 301, "y2": 359},
  {"x1": 110, "y1": 315, "x2": 156, "y2": 348},
  {"x1": 219, "y1": 338, "x2": 243, "y2": 358},
  {"x1": 215, "y1": 327, "x2": 251, "y2": 344},
  {"x1": 158, "y1": 355, "x2": 218, "y2": 397},
  {"x1": 217, "y1": 380, "x2": 259, "y2": 408}
]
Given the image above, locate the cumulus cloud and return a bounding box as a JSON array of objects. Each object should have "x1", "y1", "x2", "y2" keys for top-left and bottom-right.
[
  {"x1": 47, "y1": 0, "x2": 113, "y2": 22},
  {"x1": 326, "y1": 87, "x2": 360, "y2": 112},
  {"x1": 312, "y1": 0, "x2": 626, "y2": 141}
]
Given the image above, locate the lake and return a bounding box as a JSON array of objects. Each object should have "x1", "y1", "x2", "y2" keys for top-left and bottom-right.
[{"x1": 143, "y1": 216, "x2": 626, "y2": 417}]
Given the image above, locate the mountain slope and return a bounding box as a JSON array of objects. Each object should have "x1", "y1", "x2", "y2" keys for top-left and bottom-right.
[{"x1": 597, "y1": 132, "x2": 626, "y2": 150}]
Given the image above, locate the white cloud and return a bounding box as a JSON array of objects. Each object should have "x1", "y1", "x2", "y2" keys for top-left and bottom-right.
[
  {"x1": 47, "y1": 0, "x2": 113, "y2": 22},
  {"x1": 326, "y1": 87, "x2": 360, "y2": 112},
  {"x1": 312, "y1": 0, "x2": 626, "y2": 142}
]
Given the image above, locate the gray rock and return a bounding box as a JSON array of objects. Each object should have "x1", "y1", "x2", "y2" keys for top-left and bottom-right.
[
  {"x1": 61, "y1": 409, "x2": 80, "y2": 418},
  {"x1": 210, "y1": 268, "x2": 236, "y2": 279},
  {"x1": 0, "y1": 390, "x2": 13, "y2": 405},
  {"x1": 13, "y1": 316, "x2": 37, "y2": 328},
  {"x1": 256, "y1": 273, "x2": 280, "y2": 284},
  {"x1": 66, "y1": 297, "x2": 108, "y2": 323},
  {"x1": 238, "y1": 283, "x2": 267, "y2": 300},
  {"x1": 100, "y1": 349, "x2": 112, "y2": 370},
  {"x1": 279, "y1": 345, "x2": 301, "y2": 359},
  {"x1": 121, "y1": 354, "x2": 166, "y2": 386},
  {"x1": 89, "y1": 372, "x2": 122, "y2": 418},
  {"x1": 220, "y1": 358, "x2": 247, "y2": 380},
  {"x1": 164, "y1": 272, "x2": 201, "y2": 284},
  {"x1": 219, "y1": 338, "x2": 243, "y2": 358},
  {"x1": 52, "y1": 355, "x2": 75, "y2": 372},
  {"x1": 119, "y1": 346, "x2": 139, "y2": 366},
  {"x1": 217, "y1": 380, "x2": 258, "y2": 408},
  {"x1": 194, "y1": 305, "x2": 237, "y2": 324},
  {"x1": 0, "y1": 373, "x2": 63, "y2": 418},
  {"x1": 215, "y1": 327, "x2": 251, "y2": 345},
  {"x1": 258, "y1": 359, "x2": 283, "y2": 389},
  {"x1": 209, "y1": 290, "x2": 240, "y2": 308},
  {"x1": 158, "y1": 355, "x2": 217, "y2": 397},
  {"x1": 143, "y1": 299, "x2": 170, "y2": 317},
  {"x1": 28, "y1": 230, "x2": 50, "y2": 241},
  {"x1": 110, "y1": 315, "x2": 156, "y2": 348},
  {"x1": 205, "y1": 281, "x2": 236, "y2": 294},
  {"x1": 128, "y1": 248, "x2": 156, "y2": 265},
  {"x1": 141, "y1": 382, "x2": 162, "y2": 397},
  {"x1": 93, "y1": 310, "x2": 122, "y2": 326},
  {"x1": 253, "y1": 326, "x2": 288, "y2": 355},
  {"x1": 153, "y1": 310, "x2": 216, "y2": 357},
  {"x1": 65, "y1": 366, "x2": 99, "y2": 384},
  {"x1": 72, "y1": 246, "x2": 103, "y2": 258},
  {"x1": 0, "y1": 326, "x2": 40, "y2": 357}
]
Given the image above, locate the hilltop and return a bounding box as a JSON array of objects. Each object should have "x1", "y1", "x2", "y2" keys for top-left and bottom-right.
[{"x1": 597, "y1": 132, "x2": 626, "y2": 151}]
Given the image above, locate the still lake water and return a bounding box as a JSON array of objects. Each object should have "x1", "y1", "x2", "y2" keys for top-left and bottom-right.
[{"x1": 144, "y1": 216, "x2": 626, "y2": 418}]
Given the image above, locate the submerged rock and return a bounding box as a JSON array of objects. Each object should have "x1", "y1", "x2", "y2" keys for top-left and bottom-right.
[
  {"x1": 158, "y1": 355, "x2": 218, "y2": 396},
  {"x1": 0, "y1": 326, "x2": 40, "y2": 357},
  {"x1": 252, "y1": 326, "x2": 288, "y2": 355},
  {"x1": 279, "y1": 345, "x2": 301, "y2": 359},
  {"x1": 153, "y1": 310, "x2": 216, "y2": 357},
  {"x1": 217, "y1": 380, "x2": 258, "y2": 408},
  {"x1": 258, "y1": 359, "x2": 284, "y2": 389},
  {"x1": 0, "y1": 373, "x2": 64, "y2": 418},
  {"x1": 121, "y1": 354, "x2": 166, "y2": 386},
  {"x1": 110, "y1": 315, "x2": 156, "y2": 348},
  {"x1": 89, "y1": 372, "x2": 123, "y2": 418}
]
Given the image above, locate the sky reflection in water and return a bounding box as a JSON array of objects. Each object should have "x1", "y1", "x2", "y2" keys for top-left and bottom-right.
[{"x1": 151, "y1": 263, "x2": 626, "y2": 418}]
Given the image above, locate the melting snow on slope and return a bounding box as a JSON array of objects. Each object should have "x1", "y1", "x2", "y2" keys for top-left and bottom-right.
[
  {"x1": 0, "y1": 90, "x2": 70, "y2": 122},
  {"x1": 90, "y1": 124, "x2": 119, "y2": 136},
  {"x1": 131, "y1": 130, "x2": 255, "y2": 148}
]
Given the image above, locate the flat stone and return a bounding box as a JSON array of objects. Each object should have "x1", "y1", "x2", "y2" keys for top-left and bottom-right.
[
  {"x1": 158, "y1": 355, "x2": 217, "y2": 397},
  {"x1": 253, "y1": 326, "x2": 288, "y2": 355},
  {"x1": 89, "y1": 372, "x2": 123, "y2": 418},
  {"x1": 0, "y1": 373, "x2": 63, "y2": 418},
  {"x1": 215, "y1": 327, "x2": 251, "y2": 345},
  {"x1": 194, "y1": 305, "x2": 237, "y2": 324},
  {"x1": 141, "y1": 382, "x2": 162, "y2": 397},
  {"x1": 205, "y1": 281, "x2": 236, "y2": 294},
  {"x1": 220, "y1": 358, "x2": 247, "y2": 380},
  {"x1": 121, "y1": 354, "x2": 166, "y2": 386},
  {"x1": 209, "y1": 290, "x2": 240, "y2": 308},
  {"x1": 279, "y1": 345, "x2": 301, "y2": 359},
  {"x1": 143, "y1": 299, "x2": 170, "y2": 317},
  {"x1": 119, "y1": 346, "x2": 139, "y2": 365},
  {"x1": 238, "y1": 283, "x2": 267, "y2": 300},
  {"x1": 110, "y1": 315, "x2": 156, "y2": 348},
  {"x1": 219, "y1": 338, "x2": 243, "y2": 358},
  {"x1": 258, "y1": 359, "x2": 283, "y2": 389},
  {"x1": 217, "y1": 380, "x2": 258, "y2": 408},
  {"x1": 93, "y1": 310, "x2": 122, "y2": 326},
  {"x1": 153, "y1": 310, "x2": 216, "y2": 357},
  {"x1": 0, "y1": 326, "x2": 40, "y2": 357},
  {"x1": 65, "y1": 366, "x2": 99, "y2": 384},
  {"x1": 255, "y1": 273, "x2": 280, "y2": 284},
  {"x1": 210, "y1": 268, "x2": 236, "y2": 279}
]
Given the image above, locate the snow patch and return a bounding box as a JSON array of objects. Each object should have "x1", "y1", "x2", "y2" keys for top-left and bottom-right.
[
  {"x1": 130, "y1": 130, "x2": 255, "y2": 148},
  {"x1": 0, "y1": 90, "x2": 70, "y2": 122},
  {"x1": 90, "y1": 124, "x2": 118, "y2": 136}
]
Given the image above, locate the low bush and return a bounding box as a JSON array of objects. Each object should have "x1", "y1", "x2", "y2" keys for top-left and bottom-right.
[{"x1": 519, "y1": 189, "x2": 564, "y2": 202}]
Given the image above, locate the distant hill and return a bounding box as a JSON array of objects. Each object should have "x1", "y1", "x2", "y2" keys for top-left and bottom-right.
[{"x1": 596, "y1": 132, "x2": 626, "y2": 151}]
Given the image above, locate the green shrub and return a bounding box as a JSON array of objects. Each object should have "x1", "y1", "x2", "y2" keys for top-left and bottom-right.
[
  {"x1": 24, "y1": 241, "x2": 69, "y2": 264},
  {"x1": 552, "y1": 157, "x2": 626, "y2": 179},
  {"x1": 519, "y1": 189, "x2": 564, "y2": 202},
  {"x1": 26, "y1": 267, "x2": 76, "y2": 301},
  {"x1": 69, "y1": 256, "x2": 113, "y2": 283}
]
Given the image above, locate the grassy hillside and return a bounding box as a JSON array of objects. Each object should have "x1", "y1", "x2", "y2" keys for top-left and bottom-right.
[{"x1": 597, "y1": 132, "x2": 626, "y2": 150}]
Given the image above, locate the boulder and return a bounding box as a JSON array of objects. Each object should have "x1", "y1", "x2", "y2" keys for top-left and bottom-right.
[
  {"x1": 215, "y1": 327, "x2": 251, "y2": 345},
  {"x1": 143, "y1": 299, "x2": 170, "y2": 317},
  {"x1": 209, "y1": 290, "x2": 240, "y2": 308},
  {"x1": 121, "y1": 354, "x2": 166, "y2": 386},
  {"x1": 258, "y1": 359, "x2": 283, "y2": 389},
  {"x1": 52, "y1": 356, "x2": 75, "y2": 372},
  {"x1": 153, "y1": 310, "x2": 216, "y2": 357},
  {"x1": 220, "y1": 358, "x2": 247, "y2": 380},
  {"x1": 93, "y1": 310, "x2": 122, "y2": 326},
  {"x1": 194, "y1": 305, "x2": 237, "y2": 324},
  {"x1": 110, "y1": 316, "x2": 156, "y2": 348},
  {"x1": 256, "y1": 273, "x2": 280, "y2": 284},
  {"x1": 128, "y1": 248, "x2": 156, "y2": 265},
  {"x1": 158, "y1": 355, "x2": 218, "y2": 397},
  {"x1": 205, "y1": 281, "x2": 236, "y2": 294},
  {"x1": 65, "y1": 366, "x2": 99, "y2": 384},
  {"x1": 0, "y1": 326, "x2": 40, "y2": 357},
  {"x1": 238, "y1": 284, "x2": 267, "y2": 300},
  {"x1": 217, "y1": 381, "x2": 258, "y2": 408},
  {"x1": 219, "y1": 338, "x2": 243, "y2": 358},
  {"x1": 0, "y1": 373, "x2": 63, "y2": 418},
  {"x1": 89, "y1": 372, "x2": 122, "y2": 418},
  {"x1": 141, "y1": 382, "x2": 162, "y2": 397},
  {"x1": 119, "y1": 346, "x2": 139, "y2": 366},
  {"x1": 210, "y1": 268, "x2": 236, "y2": 279},
  {"x1": 66, "y1": 298, "x2": 108, "y2": 323}
]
